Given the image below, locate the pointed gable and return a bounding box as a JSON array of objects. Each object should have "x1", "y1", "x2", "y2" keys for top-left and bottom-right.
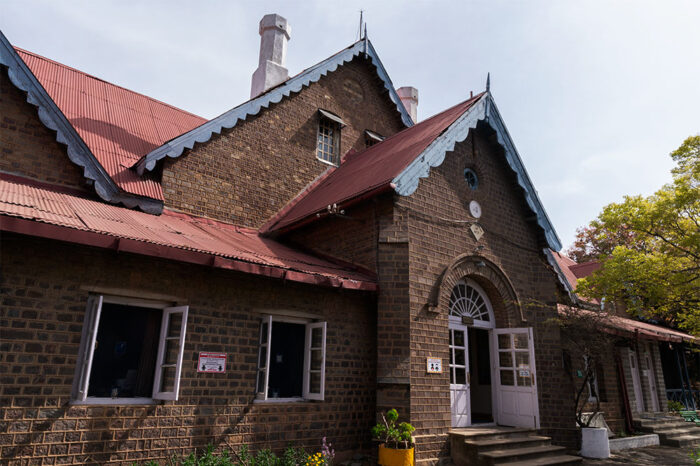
[{"x1": 135, "y1": 39, "x2": 413, "y2": 175}]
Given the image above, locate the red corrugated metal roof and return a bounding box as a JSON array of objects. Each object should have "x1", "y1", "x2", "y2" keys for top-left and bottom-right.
[
  {"x1": 15, "y1": 48, "x2": 207, "y2": 201},
  {"x1": 558, "y1": 305, "x2": 695, "y2": 343},
  {"x1": 0, "y1": 174, "x2": 376, "y2": 290},
  {"x1": 260, "y1": 93, "x2": 484, "y2": 235}
]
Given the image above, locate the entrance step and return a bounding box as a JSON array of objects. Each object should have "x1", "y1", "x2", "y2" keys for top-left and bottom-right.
[
  {"x1": 450, "y1": 427, "x2": 581, "y2": 466},
  {"x1": 633, "y1": 415, "x2": 700, "y2": 447}
]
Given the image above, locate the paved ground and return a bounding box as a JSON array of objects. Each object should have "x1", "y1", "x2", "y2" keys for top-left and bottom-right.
[{"x1": 582, "y1": 445, "x2": 696, "y2": 465}]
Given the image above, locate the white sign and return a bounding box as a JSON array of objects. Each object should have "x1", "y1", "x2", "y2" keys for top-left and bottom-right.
[
  {"x1": 197, "y1": 352, "x2": 227, "y2": 373},
  {"x1": 470, "y1": 223, "x2": 484, "y2": 241},
  {"x1": 427, "y1": 358, "x2": 442, "y2": 374},
  {"x1": 518, "y1": 369, "x2": 531, "y2": 377}
]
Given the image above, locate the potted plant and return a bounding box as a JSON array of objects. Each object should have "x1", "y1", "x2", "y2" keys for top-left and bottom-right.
[{"x1": 371, "y1": 409, "x2": 415, "y2": 466}]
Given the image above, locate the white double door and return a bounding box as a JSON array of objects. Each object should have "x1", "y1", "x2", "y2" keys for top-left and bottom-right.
[{"x1": 449, "y1": 324, "x2": 539, "y2": 428}]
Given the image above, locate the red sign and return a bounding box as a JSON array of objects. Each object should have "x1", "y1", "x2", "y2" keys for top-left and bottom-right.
[{"x1": 197, "y1": 352, "x2": 227, "y2": 373}]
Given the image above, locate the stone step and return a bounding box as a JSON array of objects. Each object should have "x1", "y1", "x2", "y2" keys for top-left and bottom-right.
[
  {"x1": 633, "y1": 418, "x2": 689, "y2": 428},
  {"x1": 479, "y1": 444, "x2": 567, "y2": 465},
  {"x1": 464, "y1": 435, "x2": 551, "y2": 452},
  {"x1": 511, "y1": 455, "x2": 582, "y2": 466},
  {"x1": 449, "y1": 427, "x2": 537, "y2": 441},
  {"x1": 663, "y1": 434, "x2": 700, "y2": 448},
  {"x1": 648, "y1": 427, "x2": 699, "y2": 438}
]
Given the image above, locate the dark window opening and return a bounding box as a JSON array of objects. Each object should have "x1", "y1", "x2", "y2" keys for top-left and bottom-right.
[
  {"x1": 464, "y1": 168, "x2": 479, "y2": 190},
  {"x1": 364, "y1": 129, "x2": 384, "y2": 147},
  {"x1": 88, "y1": 303, "x2": 161, "y2": 398},
  {"x1": 267, "y1": 321, "x2": 305, "y2": 398}
]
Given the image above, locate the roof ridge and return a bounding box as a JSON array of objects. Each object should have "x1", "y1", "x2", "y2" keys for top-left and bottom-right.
[{"x1": 15, "y1": 47, "x2": 206, "y2": 121}]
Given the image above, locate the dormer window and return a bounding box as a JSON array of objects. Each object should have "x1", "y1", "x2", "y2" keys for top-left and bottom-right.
[
  {"x1": 364, "y1": 129, "x2": 384, "y2": 147},
  {"x1": 317, "y1": 109, "x2": 345, "y2": 166}
]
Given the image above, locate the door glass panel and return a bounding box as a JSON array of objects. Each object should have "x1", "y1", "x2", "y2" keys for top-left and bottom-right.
[
  {"x1": 455, "y1": 349, "x2": 465, "y2": 366},
  {"x1": 454, "y1": 330, "x2": 465, "y2": 347},
  {"x1": 500, "y1": 369, "x2": 514, "y2": 386},
  {"x1": 498, "y1": 352, "x2": 513, "y2": 368},
  {"x1": 517, "y1": 372, "x2": 532, "y2": 387},
  {"x1": 450, "y1": 367, "x2": 454, "y2": 384},
  {"x1": 455, "y1": 367, "x2": 466, "y2": 385},
  {"x1": 449, "y1": 347, "x2": 455, "y2": 365},
  {"x1": 514, "y1": 333, "x2": 528, "y2": 349},
  {"x1": 515, "y1": 352, "x2": 529, "y2": 367},
  {"x1": 498, "y1": 334, "x2": 511, "y2": 349},
  {"x1": 449, "y1": 330, "x2": 454, "y2": 346}
]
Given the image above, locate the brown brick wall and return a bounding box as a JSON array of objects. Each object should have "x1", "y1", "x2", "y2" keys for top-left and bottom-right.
[
  {"x1": 161, "y1": 57, "x2": 406, "y2": 228},
  {"x1": 396, "y1": 129, "x2": 575, "y2": 461},
  {"x1": 0, "y1": 233, "x2": 377, "y2": 464},
  {"x1": 0, "y1": 65, "x2": 87, "y2": 191}
]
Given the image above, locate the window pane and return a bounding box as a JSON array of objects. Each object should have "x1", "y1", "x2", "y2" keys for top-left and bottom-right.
[
  {"x1": 267, "y1": 322, "x2": 304, "y2": 398},
  {"x1": 454, "y1": 348, "x2": 465, "y2": 366},
  {"x1": 257, "y1": 370, "x2": 265, "y2": 393},
  {"x1": 453, "y1": 330, "x2": 465, "y2": 348},
  {"x1": 309, "y1": 372, "x2": 321, "y2": 393},
  {"x1": 498, "y1": 334, "x2": 511, "y2": 349},
  {"x1": 88, "y1": 303, "x2": 160, "y2": 398},
  {"x1": 515, "y1": 352, "x2": 529, "y2": 368},
  {"x1": 517, "y1": 372, "x2": 532, "y2": 387},
  {"x1": 311, "y1": 327, "x2": 323, "y2": 348},
  {"x1": 498, "y1": 351, "x2": 513, "y2": 368},
  {"x1": 310, "y1": 349, "x2": 322, "y2": 371},
  {"x1": 514, "y1": 334, "x2": 528, "y2": 349},
  {"x1": 163, "y1": 339, "x2": 179, "y2": 365},
  {"x1": 159, "y1": 366, "x2": 176, "y2": 393},
  {"x1": 455, "y1": 367, "x2": 466, "y2": 385},
  {"x1": 258, "y1": 346, "x2": 267, "y2": 368},
  {"x1": 450, "y1": 367, "x2": 454, "y2": 384},
  {"x1": 260, "y1": 322, "x2": 268, "y2": 343},
  {"x1": 500, "y1": 370, "x2": 514, "y2": 386},
  {"x1": 168, "y1": 313, "x2": 182, "y2": 338}
]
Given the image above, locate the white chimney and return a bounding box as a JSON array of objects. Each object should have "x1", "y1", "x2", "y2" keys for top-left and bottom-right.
[
  {"x1": 397, "y1": 86, "x2": 419, "y2": 123},
  {"x1": 250, "y1": 14, "x2": 291, "y2": 98}
]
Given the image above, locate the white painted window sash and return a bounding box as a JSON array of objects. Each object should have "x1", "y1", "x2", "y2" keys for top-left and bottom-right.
[
  {"x1": 303, "y1": 321, "x2": 327, "y2": 401},
  {"x1": 75, "y1": 295, "x2": 103, "y2": 401},
  {"x1": 256, "y1": 315, "x2": 273, "y2": 400},
  {"x1": 152, "y1": 306, "x2": 189, "y2": 401}
]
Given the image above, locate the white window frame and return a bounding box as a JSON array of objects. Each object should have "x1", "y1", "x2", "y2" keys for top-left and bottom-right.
[
  {"x1": 256, "y1": 315, "x2": 327, "y2": 402},
  {"x1": 71, "y1": 295, "x2": 188, "y2": 405},
  {"x1": 316, "y1": 113, "x2": 342, "y2": 166}
]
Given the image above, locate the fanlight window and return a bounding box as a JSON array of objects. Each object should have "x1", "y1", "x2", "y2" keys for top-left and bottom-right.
[{"x1": 449, "y1": 281, "x2": 491, "y2": 323}]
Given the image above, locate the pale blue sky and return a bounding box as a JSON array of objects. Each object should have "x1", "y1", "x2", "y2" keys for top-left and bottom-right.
[{"x1": 2, "y1": 1, "x2": 699, "y2": 250}]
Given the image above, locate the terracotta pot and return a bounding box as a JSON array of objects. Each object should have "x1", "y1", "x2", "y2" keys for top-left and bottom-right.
[{"x1": 378, "y1": 444, "x2": 414, "y2": 466}]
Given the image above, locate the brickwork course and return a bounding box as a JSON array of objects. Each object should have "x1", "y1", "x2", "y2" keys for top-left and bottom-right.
[{"x1": 0, "y1": 25, "x2": 684, "y2": 466}]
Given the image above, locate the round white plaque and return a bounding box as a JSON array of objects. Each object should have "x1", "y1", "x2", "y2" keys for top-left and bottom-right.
[{"x1": 469, "y1": 200, "x2": 482, "y2": 219}]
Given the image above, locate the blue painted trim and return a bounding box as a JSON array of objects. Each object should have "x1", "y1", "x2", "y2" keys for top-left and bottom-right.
[
  {"x1": 543, "y1": 248, "x2": 578, "y2": 303},
  {"x1": 391, "y1": 93, "x2": 562, "y2": 251},
  {"x1": 136, "y1": 39, "x2": 413, "y2": 174},
  {"x1": 0, "y1": 29, "x2": 162, "y2": 214}
]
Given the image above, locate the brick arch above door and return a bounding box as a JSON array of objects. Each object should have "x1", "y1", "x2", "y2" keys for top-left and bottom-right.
[{"x1": 428, "y1": 254, "x2": 524, "y2": 327}]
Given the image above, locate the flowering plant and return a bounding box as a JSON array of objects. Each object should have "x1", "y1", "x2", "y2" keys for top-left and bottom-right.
[
  {"x1": 370, "y1": 409, "x2": 415, "y2": 449},
  {"x1": 305, "y1": 437, "x2": 334, "y2": 466}
]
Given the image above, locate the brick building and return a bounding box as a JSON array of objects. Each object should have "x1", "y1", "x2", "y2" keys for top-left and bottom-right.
[{"x1": 0, "y1": 14, "x2": 608, "y2": 464}]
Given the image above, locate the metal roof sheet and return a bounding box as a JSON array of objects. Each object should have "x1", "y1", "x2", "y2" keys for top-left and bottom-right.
[
  {"x1": 0, "y1": 175, "x2": 376, "y2": 290},
  {"x1": 260, "y1": 94, "x2": 484, "y2": 234},
  {"x1": 15, "y1": 48, "x2": 207, "y2": 201}
]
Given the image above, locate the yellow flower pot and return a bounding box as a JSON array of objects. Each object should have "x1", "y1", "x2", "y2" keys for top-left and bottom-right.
[{"x1": 378, "y1": 444, "x2": 415, "y2": 466}]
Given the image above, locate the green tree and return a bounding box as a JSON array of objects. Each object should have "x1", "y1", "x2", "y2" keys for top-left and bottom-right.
[{"x1": 573, "y1": 135, "x2": 700, "y2": 334}]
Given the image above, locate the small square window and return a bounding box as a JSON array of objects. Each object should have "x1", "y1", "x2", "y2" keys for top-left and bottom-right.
[
  {"x1": 317, "y1": 111, "x2": 343, "y2": 166},
  {"x1": 72, "y1": 295, "x2": 188, "y2": 403},
  {"x1": 364, "y1": 129, "x2": 384, "y2": 148},
  {"x1": 256, "y1": 316, "x2": 326, "y2": 401}
]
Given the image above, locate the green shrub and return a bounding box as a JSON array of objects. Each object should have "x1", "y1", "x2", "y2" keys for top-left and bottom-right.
[
  {"x1": 370, "y1": 409, "x2": 415, "y2": 450},
  {"x1": 668, "y1": 400, "x2": 685, "y2": 412}
]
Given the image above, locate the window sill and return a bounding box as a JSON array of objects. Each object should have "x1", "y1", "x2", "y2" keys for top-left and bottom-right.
[
  {"x1": 71, "y1": 397, "x2": 156, "y2": 406},
  {"x1": 254, "y1": 397, "x2": 312, "y2": 404},
  {"x1": 315, "y1": 157, "x2": 339, "y2": 167}
]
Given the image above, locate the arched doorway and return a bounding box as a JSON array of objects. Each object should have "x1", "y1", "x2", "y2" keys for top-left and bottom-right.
[{"x1": 449, "y1": 279, "x2": 495, "y2": 427}]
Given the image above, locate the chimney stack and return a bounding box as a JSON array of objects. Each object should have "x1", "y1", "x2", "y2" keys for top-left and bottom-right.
[
  {"x1": 397, "y1": 86, "x2": 419, "y2": 123},
  {"x1": 251, "y1": 14, "x2": 291, "y2": 98}
]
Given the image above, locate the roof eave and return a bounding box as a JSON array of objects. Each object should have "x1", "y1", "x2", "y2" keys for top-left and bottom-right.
[
  {"x1": 0, "y1": 29, "x2": 162, "y2": 214},
  {"x1": 135, "y1": 39, "x2": 414, "y2": 175},
  {"x1": 391, "y1": 92, "x2": 563, "y2": 251}
]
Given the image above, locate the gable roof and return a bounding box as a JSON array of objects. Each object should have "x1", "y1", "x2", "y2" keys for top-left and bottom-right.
[
  {"x1": 260, "y1": 92, "x2": 563, "y2": 252},
  {"x1": 15, "y1": 46, "x2": 206, "y2": 203},
  {"x1": 0, "y1": 173, "x2": 376, "y2": 291},
  {"x1": 260, "y1": 94, "x2": 483, "y2": 234},
  {"x1": 135, "y1": 39, "x2": 413, "y2": 174}
]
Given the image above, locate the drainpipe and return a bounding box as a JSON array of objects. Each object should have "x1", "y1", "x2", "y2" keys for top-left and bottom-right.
[{"x1": 615, "y1": 349, "x2": 634, "y2": 433}]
